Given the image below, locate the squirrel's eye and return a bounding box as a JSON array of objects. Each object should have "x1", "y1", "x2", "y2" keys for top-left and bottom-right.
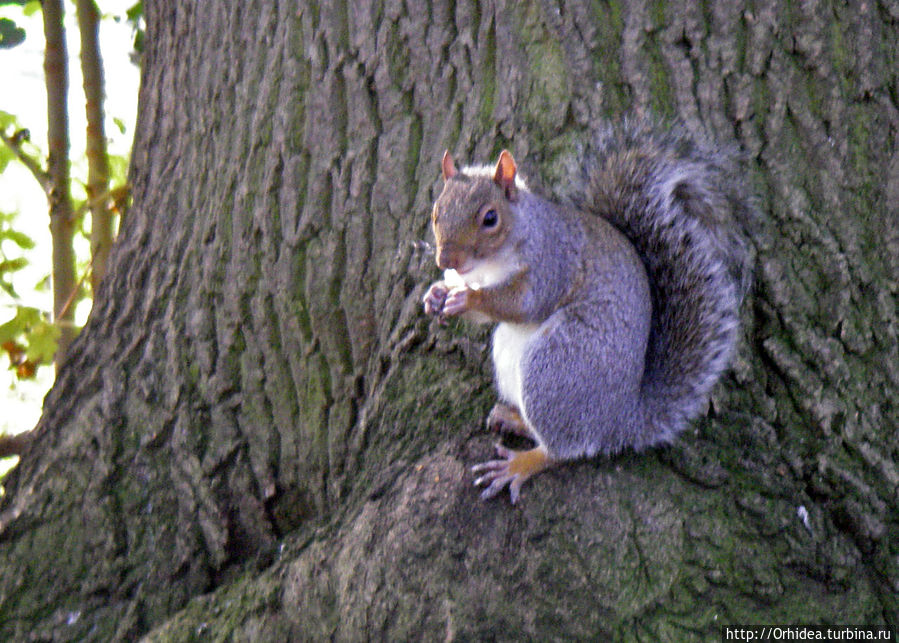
[{"x1": 482, "y1": 209, "x2": 499, "y2": 228}]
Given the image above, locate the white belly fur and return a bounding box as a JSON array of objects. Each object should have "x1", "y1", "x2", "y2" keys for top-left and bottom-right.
[{"x1": 492, "y1": 322, "x2": 541, "y2": 438}]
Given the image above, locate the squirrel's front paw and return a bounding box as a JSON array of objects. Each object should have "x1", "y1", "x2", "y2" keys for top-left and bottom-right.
[
  {"x1": 442, "y1": 286, "x2": 473, "y2": 317},
  {"x1": 423, "y1": 282, "x2": 449, "y2": 317},
  {"x1": 471, "y1": 444, "x2": 550, "y2": 504}
]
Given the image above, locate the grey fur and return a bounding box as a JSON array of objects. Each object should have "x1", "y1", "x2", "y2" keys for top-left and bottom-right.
[{"x1": 562, "y1": 119, "x2": 754, "y2": 449}]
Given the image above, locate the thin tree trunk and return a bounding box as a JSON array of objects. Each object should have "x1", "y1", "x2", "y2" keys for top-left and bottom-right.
[
  {"x1": 0, "y1": 1, "x2": 896, "y2": 640},
  {"x1": 76, "y1": 0, "x2": 112, "y2": 293},
  {"x1": 42, "y1": 0, "x2": 77, "y2": 365}
]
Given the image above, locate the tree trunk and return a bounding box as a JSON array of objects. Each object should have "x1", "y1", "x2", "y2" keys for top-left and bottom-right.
[
  {"x1": 77, "y1": 0, "x2": 114, "y2": 293},
  {"x1": 43, "y1": 0, "x2": 78, "y2": 364},
  {"x1": 1, "y1": 0, "x2": 897, "y2": 640}
]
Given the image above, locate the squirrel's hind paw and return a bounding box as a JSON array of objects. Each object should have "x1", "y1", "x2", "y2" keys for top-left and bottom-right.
[{"x1": 472, "y1": 444, "x2": 550, "y2": 504}]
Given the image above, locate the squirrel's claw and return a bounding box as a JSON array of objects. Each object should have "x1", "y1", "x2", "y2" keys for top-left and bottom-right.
[
  {"x1": 471, "y1": 444, "x2": 549, "y2": 504},
  {"x1": 472, "y1": 450, "x2": 515, "y2": 501},
  {"x1": 475, "y1": 471, "x2": 517, "y2": 502}
]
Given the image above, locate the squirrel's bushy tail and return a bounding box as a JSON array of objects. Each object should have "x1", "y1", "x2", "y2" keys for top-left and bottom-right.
[{"x1": 569, "y1": 119, "x2": 754, "y2": 445}]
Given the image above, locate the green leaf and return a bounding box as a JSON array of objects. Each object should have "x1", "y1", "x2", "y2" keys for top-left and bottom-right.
[
  {"x1": 0, "y1": 145, "x2": 12, "y2": 173},
  {"x1": 0, "y1": 112, "x2": 26, "y2": 173},
  {"x1": 0, "y1": 229, "x2": 35, "y2": 250},
  {"x1": 112, "y1": 117, "x2": 127, "y2": 135},
  {"x1": 0, "y1": 307, "x2": 40, "y2": 344},
  {"x1": 132, "y1": 29, "x2": 144, "y2": 55},
  {"x1": 33, "y1": 273, "x2": 50, "y2": 292},
  {"x1": 0, "y1": 279, "x2": 17, "y2": 298},
  {"x1": 22, "y1": 0, "x2": 40, "y2": 17},
  {"x1": 0, "y1": 306, "x2": 58, "y2": 368},
  {"x1": 24, "y1": 318, "x2": 59, "y2": 364},
  {"x1": 125, "y1": 2, "x2": 143, "y2": 22},
  {"x1": 108, "y1": 155, "x2": 129, "y2": 185},
  {"x1": 0, "y1": 258, "x2": 28, "y2": 274},
  {"x1": 0, "y1": 110, "x2": 17, "y2": 130},
  {"x1": 0, "y1": 17, "x2": 25, "y2": 49}
]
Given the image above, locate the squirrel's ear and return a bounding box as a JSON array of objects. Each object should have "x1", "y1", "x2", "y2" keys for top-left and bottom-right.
[
  {"x1": 493, "y1": 150, "x2": 518, "y2": 200},
  {"x1": 442, "y1": 151, "x2": 457, "y2": 181}
]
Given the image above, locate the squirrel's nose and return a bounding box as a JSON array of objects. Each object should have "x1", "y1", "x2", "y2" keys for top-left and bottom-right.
[{"x1": 436, "y1": 246, "x2": 463, "y2": 271}]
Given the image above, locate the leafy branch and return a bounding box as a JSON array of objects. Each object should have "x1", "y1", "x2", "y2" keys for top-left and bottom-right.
[
  {"x1": 1, "y1": 0, "x2": 132, "y2": 382},
  {"x1": 0, "y1": 127, "x2": 50, "y2": 192}
]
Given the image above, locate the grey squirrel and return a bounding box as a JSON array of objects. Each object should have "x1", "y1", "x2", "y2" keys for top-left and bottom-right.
[{"x1": 423, "y1": 119, "x2": 753, "y2": 503}]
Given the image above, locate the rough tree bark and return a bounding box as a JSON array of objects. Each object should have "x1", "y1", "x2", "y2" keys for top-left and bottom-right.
[{"x1": 0, "y1": 0, "x2": 896, "y2": 640}]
